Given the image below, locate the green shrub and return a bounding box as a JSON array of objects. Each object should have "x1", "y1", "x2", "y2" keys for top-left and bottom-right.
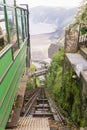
[
  {"x1": 26, "y1": 79, "x2": 33, "y2": 90},
  {"x1": 46, "y1": 48, "x2": 86, "y2": 127}
]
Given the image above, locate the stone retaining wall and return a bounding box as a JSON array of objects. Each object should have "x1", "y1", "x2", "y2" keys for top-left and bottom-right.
[{"x1": 65, "y1": 28, "x2": 79, "y2": 53}]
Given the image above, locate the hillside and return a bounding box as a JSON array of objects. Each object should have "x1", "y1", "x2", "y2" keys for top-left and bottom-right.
[{"x1": 30, "y1": 6, "x2": 77, "y2": 36}]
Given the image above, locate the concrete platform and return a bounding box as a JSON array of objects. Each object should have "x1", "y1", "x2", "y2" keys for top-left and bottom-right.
[
  {"x1": 6, "y1": 117, "x2": 50, "y2": 130},
  {"x1": 66, "y1": 53, "x2": 87, "y2": 76}
]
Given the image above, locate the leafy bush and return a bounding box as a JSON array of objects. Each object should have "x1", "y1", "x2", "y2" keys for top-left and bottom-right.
[
  {"x1": 26, "y1": 78, "x2": 33, "y2": 90},
  {"x1": 46, "y1": 48, "x2": 86, "y2": 127}
]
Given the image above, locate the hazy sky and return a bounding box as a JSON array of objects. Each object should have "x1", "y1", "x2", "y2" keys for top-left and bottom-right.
[{"x1": 17, "y1": 0, "x2": 82, "y2": 8}]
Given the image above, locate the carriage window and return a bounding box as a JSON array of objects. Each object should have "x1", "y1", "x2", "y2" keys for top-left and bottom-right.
[
  {"x1": 0, "y1": 0, "x2": 3, "y2": 4},
  {"x1": 25, "y1": 11, "x2": 28, "y2": 37},
  {"x1": 7, "y1": 7, "x2": 18, "y2": 52},
  {"x1": 0, "y1": 6, "x2": 7, "y2": 51},
  {"x1": 22, "y1": 10, "x2": 26, "y2": 40},
  {"x1": 5, "y1": 0, "x2": 14, "y2": 6},
  {"x1": 17, "y1": 8, "x2": 23, "y2": 45}
]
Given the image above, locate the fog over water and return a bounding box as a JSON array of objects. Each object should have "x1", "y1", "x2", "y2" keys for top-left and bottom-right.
[
  {"x1": 30, "y1": 20, "x2": 57, "y2": 35},
  {"x1": 30, "y1": 33, "x2": 52, "y2": 63}
]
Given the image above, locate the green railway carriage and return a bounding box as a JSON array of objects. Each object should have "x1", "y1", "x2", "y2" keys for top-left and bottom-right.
[{"x1": 0, "y1": 0, "x2": 30, "y2": 129}]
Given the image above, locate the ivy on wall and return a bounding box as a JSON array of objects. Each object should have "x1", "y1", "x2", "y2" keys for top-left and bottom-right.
[{"x1": 46, "y1": 49, "x2": 86, "y2": 127}]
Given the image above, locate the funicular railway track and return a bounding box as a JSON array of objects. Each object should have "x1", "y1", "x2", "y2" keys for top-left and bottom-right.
[
  {"x1": 6, "y1": 87, "x2": 68, "y2": 130},
  {"x1": 20, "y1": 87, "x2": 66, "y2": 129},
  {"x1": 21, "y1": 88, "x2": 41, "y2": 116},
  {"x1": 21, "y1": 87, "x2": 64, "y2": 120},
  {"x1": 28, "y1": 87, "x2": 54, "y2": 118}
]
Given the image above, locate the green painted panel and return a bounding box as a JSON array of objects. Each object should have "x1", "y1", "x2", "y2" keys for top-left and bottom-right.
[
  {"x1": 0, "y1": 42, "x2": 27, "y2": 130},
  {"x1": 0, "y1": 49, "x2": 13, "y2": 78},
  {"x1": 0, "y1": 44, "x2": 27, "y2": 102},
  {"x1": 0, "y1": 44, "x2": 27, "y2": 103},
  {"x1": 1, "y1": 59, "x2": 26, "y2": 129}
]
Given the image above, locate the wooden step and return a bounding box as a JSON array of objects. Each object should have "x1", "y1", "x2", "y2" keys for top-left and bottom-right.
[
  {"x1": 35, "y1": 105, "x2": 50, "y2": 109},
  {"x1": 37, "y1": 99, "x2": 48, "y2": 103},
  {"x1": 32, "y1": 113, "x2": 53, "y2": 117}
]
